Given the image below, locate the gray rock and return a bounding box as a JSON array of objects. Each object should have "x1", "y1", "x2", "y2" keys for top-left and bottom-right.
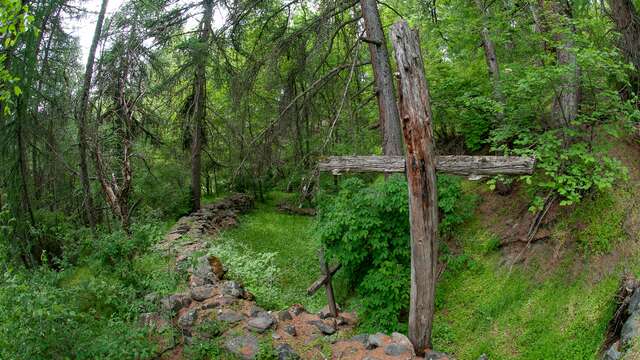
[
  {"x1": 384, "y1": 343, "x2": 411, "y2": 356},
  {"x1": 478, "y1": 354, "x2": 489, "y2": 360},
  {"x1": 622, "y1": 312, "x2": 640, "y2": 345},
  {"x1": 425, "y1": 350, "x2": 449, "y2": 360},
  {"x1": 308, "y1": 320, "x2": 335, "y2": 335},
  {"x1": 284, "y1": 325, "x2": 297, "y2": 336},
  {"x1": 190, "y1": 285, "x2": 216, "y2": 301},
  {"x1": 630, "y1": 290, "x2": 640, "y2": 314},
  {"x1": 189, "y1": 274, "x2": 206, "y2": 288},
  {"x1": 278, "y1": 309, "x2": 293, "y2": 321},
  {"x1": 178, "y1": 309, "x2": 197, "y2": 329},
  {"x1": 367, "y1": 333, "x2": 387, "y2": 349},
  {"x1": 218, "y1": 309, "x2": 244, "y2": 323},
  {"x1": 391, "y1": 332, "x2": 414, "y2": 354},
  {"x1": 603, "y1": 342, "x2": 622, "y2": 360},
  {"x1": 160, "y1": 293, "x2": 191, "y2": 312},
  {"x1": 222, "y1": 281, "x2": 245, "y2": 298},
  {"x1": 351, "y1": 334, "x2": 369, "y2": 345},
  {"x1": 363, "y1": 357, "x2": 381, "y2": 360},
  {"x1": 191, "y1": 256, "x2": 218, "y2": 284},
  {"x1": 250, "y1": 305, "x2": 265, "y2": 317},
  {"x1": 225, "y1": 335, "x2": 259, "y2": 360},
  {"x1": 290, "y1": 304, "x2": 306, "y2": 316},
  {"x1": 247, "y1": 313, "x2": 274, "y2": 333},
  {"x1": 276, "y1": 343, "x2": 300, "y2": 360}
]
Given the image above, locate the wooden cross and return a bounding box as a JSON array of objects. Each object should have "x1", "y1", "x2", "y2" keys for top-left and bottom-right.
[
  {"x1": 307, "y1": 249, "x2": 341, "y2": 317},
  {"x1": 317, "y1": 21, "x2": 535, "y2": 355}
]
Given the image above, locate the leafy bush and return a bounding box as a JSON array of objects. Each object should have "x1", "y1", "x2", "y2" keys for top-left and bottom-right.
[
  {"x1": 315, "y1": 175, "x2": 477, "y2": 332},
  {"x1": 206, "y1": 241, "x2": 280, "y2": 308}
]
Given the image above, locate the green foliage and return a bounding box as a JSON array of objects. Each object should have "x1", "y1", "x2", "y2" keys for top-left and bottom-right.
[
  {"x1": 560, "y1": 192, "x2": 628, "y2": 254},
  {"x1": 0, "y1": 218, "x2": 181, "y2": 359},
  {"x1": 213, "y1": 193, "x2": 325, "y2": 311},
  {"x1": 256, "y1": 339, "x2": 279, "y2": 360},
  {"x1": 316, "y1": 175, "x2": 477, "y2": 332},
  {"x1": 0, "y1": 0, "x2": 31, "y2": 113}
]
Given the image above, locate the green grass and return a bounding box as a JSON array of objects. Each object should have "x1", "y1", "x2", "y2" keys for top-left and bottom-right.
[
  {"x1": 212, "y1": 192, "x2": 326, "y2": 311},
  {"x1": 431, "y1": 183, "x2": 640, "y2": 360}
]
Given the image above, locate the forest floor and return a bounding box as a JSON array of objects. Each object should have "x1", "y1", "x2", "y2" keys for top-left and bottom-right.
[{"x1": 152, "y1": 140, "x2": 640, "y2": 360}]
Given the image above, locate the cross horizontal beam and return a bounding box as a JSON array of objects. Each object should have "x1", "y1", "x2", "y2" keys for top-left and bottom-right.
[
  {"x1": 319, "y1": 155, "x2": 535, "y2": 176},
  {"x1": 307, "y1": 263, "x2": 342, "y2": 295}
]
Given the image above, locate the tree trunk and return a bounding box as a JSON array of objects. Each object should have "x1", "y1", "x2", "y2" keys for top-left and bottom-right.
[
  {"x1": 77, "y1": 0, "x2": 109, "y2": 227},
  {"x1": 360, "y1": 0, "x2": 403, "y2": 156},
  {"x1": 608, "y1": 0, "x2": 640, "y2": 73},
  {"x1": 474, "y1": 0, "x2": 504, "y2": 117},
  {"x1": 530, "y1": 0, "x2": 548, "y2": 66},
  {"x1": 390, "y1": 20, "x2": 438, "y2": 355},
  {"x1": 551, "y1": 1, "x2": 580, "y2": 126},
  {"x1": 191, "y1": 0, "x2": 214, "y2": 212}
]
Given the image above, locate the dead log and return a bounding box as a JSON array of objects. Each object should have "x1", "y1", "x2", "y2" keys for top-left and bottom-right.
[
  {"x1": 319, "y1": 155, "x2": 535, "y2": 176},
  {"x1": 277, "y1": 203, "x2": 316, "y2": 216}
]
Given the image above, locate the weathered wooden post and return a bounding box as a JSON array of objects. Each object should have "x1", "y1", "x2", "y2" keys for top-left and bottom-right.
[{"x1": 390, "y1": 20, "x2": 438, "y2": 354}]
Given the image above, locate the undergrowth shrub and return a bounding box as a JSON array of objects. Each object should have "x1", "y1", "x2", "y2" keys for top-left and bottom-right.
[
  {"x1": 0, "y1": 219, "x2": 179, "y2": 359},
  {"x1": 206, "y1": 241, "x2": 279, "y2": 308},
  {"x1": 315, "y1": 175, "x2": 477, "y2": 333}
]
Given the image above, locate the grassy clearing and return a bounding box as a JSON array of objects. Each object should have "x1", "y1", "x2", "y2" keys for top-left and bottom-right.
[{"x1": 211, "y1": 192, "x2": 326, "y2": 311}]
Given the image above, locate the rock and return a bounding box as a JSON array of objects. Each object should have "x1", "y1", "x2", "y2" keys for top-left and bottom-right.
[
  {"x1": 144, "y1": 293, "x2": 158, "y2": 304},
  {"x1": 391, "y1": 332, "x2": 414, "y2": 352},
  {"x1": 225, "y1": 335, "x2": 259, "y2": 360},
  {"x1": 160, "y1": 293, "x2": 191, "y2": 312},
  {"x1": 290, "y1": 304, "x2": 306, "y2": 316},
  {"x1": 218, "y1": 309, "x2": 244, "y2": 323},
  {"x1": 622, "y1": 312, "x2": 640, "y2": 345},
  {"x1": 276, "y1": 343, "x2": 300, "y2": 360},
  {"x1": 363, "y1": 357, "x2": 381, "y2": 360},
  {"x1": 284, "y1": 325, "x2": 297, "y2": 336},
  {"x1": 191, "y1": 256, "x2": 218, "y2": 284},
  {"x1": 604, "y1": 342, "x2": 622, "y2": 360},
  {"x1": 630, "y1": 290, "x2": 640, "y2": 314},
  {"x1": 178, "y1": 309, "x2": 197, "y2": 329},
  {"x1": 308, "y1": 320, "x2": 335, "y2": 335},
  {"x1": 278, "y1": 309, "x2": 293, "y2": 321},
  {"x1": 384, "y1": 343, "x2": 411, "y2": 356},
  {"x1": 478, "y1": 354, "x2": 489, "y2": 360},
  {"x1": 319, "y1": 304, "x2": 341, "y2": 319},
  {"x1": 208, "y1": 255, "x2": 226, "y2": 279},
  {"x1": 351, "y1": 334, "x2": 369, "y2": 345},
  {"x1": 367, "y1": 333, "x2": 388, "y2": 349},
  {"x1": 222, "y1": 281, "x2": 245, "y2": 298},
  {"x1": 247, "y1": 313, "x2": 275, "y2": 333},
  {"x1": 249, "y1": 305, "x2": 265, "y2": 317},
  {"x1": 272, "y1": 333, "x2": 282, "y2": 340},
  {"x1": 190, "y1": 285, "x2": 216, "y2": 301},
  {"x1": 189, "y1": 274, "x2": 206, "y2": 288},
  {"x1": 243, "y1": 291, "x2": 256, "y2": 301},
  {"x1": 425, "y1": 350, "x2": 449, "y2": 360},
  {"x1": 139, "y1": 312, "x2": 168, "y2": 330}
]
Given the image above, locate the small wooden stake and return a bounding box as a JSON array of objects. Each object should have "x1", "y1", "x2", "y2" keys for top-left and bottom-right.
[{"x1": 319, "y1": 248, "x2": 338, "y2": 317}]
